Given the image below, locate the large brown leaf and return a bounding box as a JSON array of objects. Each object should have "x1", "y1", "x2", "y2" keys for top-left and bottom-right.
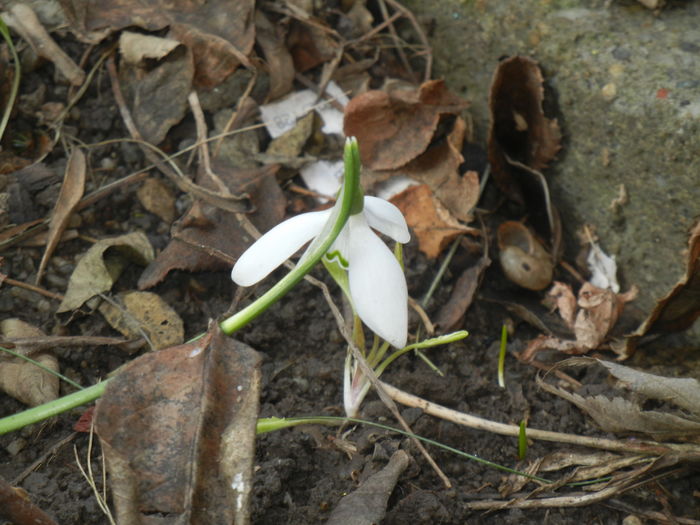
[
  {"x1": 60, "y1": 0, "x2": 255, "y2": 87},
  {"x1": 94, "y1": 325, "x2": 261, "y2": 524}
]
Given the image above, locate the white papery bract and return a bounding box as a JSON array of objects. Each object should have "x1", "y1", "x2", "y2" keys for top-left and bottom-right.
[{"x1": 231, "y1": 196, "x2": 410, "y2": 348}]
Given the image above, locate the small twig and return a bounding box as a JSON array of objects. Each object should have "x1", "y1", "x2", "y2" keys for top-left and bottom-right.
[
  {"x1": 213, "y1": 70, "x2": 258, "y2": 158},
  {"x1": 377, "y1": 0, "x2": 416, "y2": 83},
  {"x1": 378, "y1": 381, "x2": 700, "y2": 459},
  {"x1": 12, "y1": 432, "x2": 77, "y2": 485},
  {"x1": 383, "y1": 0, "x2": 433, "y2": 82},
  {"x1": 0, "y1": 273, "x2": 64, "y2": 301}
]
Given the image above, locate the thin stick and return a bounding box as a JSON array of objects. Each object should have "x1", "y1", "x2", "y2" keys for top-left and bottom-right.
[
  {"x1": 0, "y1": 273, "x2": 64, "y2": 301},
  {"x1": 378, "y1": 381, "x2": 700, "y2": 459}
]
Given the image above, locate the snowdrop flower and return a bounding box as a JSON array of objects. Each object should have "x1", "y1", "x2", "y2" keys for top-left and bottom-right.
[{"x1": 231, "y1": 196, "x2": 410, "y2": 348}]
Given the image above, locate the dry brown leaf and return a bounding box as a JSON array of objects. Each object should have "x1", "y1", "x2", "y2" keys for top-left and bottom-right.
[
  {"x1": 624, "y1": 220, "x2": 700, "y2": 357},
  {"x1": 326, "y1": 450, "x2": 410, "y2": 525},
  {"x1": 36, "y1": 149, "x2": 86, "y2": 285},
  {"x1": 488, "y1": 56, "x2": 561, "y2": 204},
  {"x1": 95, "y1": 325, "x2": 261, "y2": 524},
  {"x1": 599, "y1": 360, "x2": 700, "y2": 417},
  {"x1": 118, "y1": 44, "x2": 194, "y2": 145},
  {"x1": 255, "y1": 10, "x2": 295, "y2": 101},
  {"x1": 287, "y1": 20, "x2": 339, "y2": 73},
  {"x1": 0, "y1": 319, "x2": 58, "y2": 407},
  {"x1": 344, "y1": 80, "x2": 469, "y2": 171},
  {"x1": 544, "y1": 281, "x2": 577, "y2": 328},
  {"x1": 538, "y1": 377, "x2": 700, "y2": 441},
  {"x1": 57, "y1": 232, "x2": 154, "y2": 313},
  {"x1": 60, "y1": 0, "x2": 255, "y2": 88},
  {"x1": 0, "y1": 474, "x2": 58, "y2": 525},
  {"x1": 138, "y1": 162, "x2": 285, "y2": 289},
  {"x1": 99, "y1": 291, "x2": 184, "y2": 350},
  {"x1": 136, "y1": 177, "x2": 176, "y2": 223},
  {"x1": 391, "y1": 184, "x2": 473, "y2": 258},
  {"x1": 434, "y1": 252, "x2": 491, "y2": 331},
  {"x1": 523, "y1": 282, "x2": 637, "y2": 359}
]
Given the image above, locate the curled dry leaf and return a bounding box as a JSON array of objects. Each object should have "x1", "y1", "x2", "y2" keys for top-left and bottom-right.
[
  {"x1": 0, "y1": 319, "x2": 58, "y2": 407},
  {"x1": 98, "y1": 291, "x2": 184, "y2": 350},
  {"x1": 36, "y1": 148, "x2": 86, "y2": 285},
  {"x1": 497, "y1": 221, "x2": 553, "y2": 291},
  {"x1": 255, "y1": 10, "x2": 295, "y2": 101},
  {"x1": 57, "y1": 232, "x2": 154, "y2": 313},
  {"x1": 538, "y1": 359, "x2": 700, "y2": 441},
  {"x1": 624, "y1": 219, "x2": 700, "y2": 357},
  {"x1": 119, "y1": 31, "x2": 180, "y2": 65},
  {"x1": 391, "y1": 184, "x2": 476, "y2": 258},
  {"x1": 61, "y1": 0, "x2": 255, "y2": 87},
  {"x1": 523, "y1": 282, "x2": 638, "y2": 359},
  {"x1": 94, "y1": 325, "x2": 261, "y2": 524},
  {"x1": 344, "y1": 79, "x2": 469, "y2": 171},
  {"x1": 488, "y1": 56, "x2": 561, "y2": 204}
]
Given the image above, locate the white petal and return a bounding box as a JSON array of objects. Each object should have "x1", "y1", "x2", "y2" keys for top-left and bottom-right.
[
  {"x1": 231, "y1": 210, "x2": 330, "y2": 286},
  {"x1": 363, "y1": 196, "x2": 410, "y2": 243},
  {"x1": 346, "y1": 215, "x2": 408, "y2": 348}
]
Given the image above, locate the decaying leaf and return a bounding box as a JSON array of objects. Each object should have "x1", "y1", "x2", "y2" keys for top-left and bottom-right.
[
  {"x1": 539, "y1": 358, "x2": 700, "y2": 441},
  {"x1": 391, "y1": 184, "x2": 475, "y2": 258},
  {"x1": 36, "y1": 148, "x2": 86, "y2": 285},
  {"x1": 523, "y1": 282, "x2": 637, "y2": 359},
  {"x1": 488, "y1": 56, "x2": 561, "y2": 204},
  {"x1": 138, "y1": 162, "x2": 284, "y2": 289},
  {"x1": 118, "y1": 43, "x2": 194, "y2": 145},
  {"x1": 624, "y1": 220, "x2": 700, "y2": 357},
  {"x1": 0, "y1": 319, "x2": 59, "y2": 407},
  {"x1": 255, "y1": 10, "x2": 295, "y2": 101},
  {"x1": 599, "y1": 360, "x2": 700, "y2": 417},
  {"x1": 95, "y1": 325, "x2": 261, "y2": 524},
  {"x1": 0, "y1": 474, "x2": 58, "y2": 525},
  {"x1": 119, "y1": 31, "x2": 180, "y2": 65},
  {"x1": 326, "y1": 450, "x2": 410, "y2": 525},
  {"x1": 136, "y1": 177, "x2": 176, "y2": 224},
  {"x1": 99, "y1": 291, "x2": 184, "y2": 350},
  {"x1": 344, "y1": 79, "x2": 468, "y2": 171},
  {"x1": 60, "y1": 0, "x2": 255, "y2": 87},
  {"x1": 57, "y1": 232, "x2": 154, "y2": 313}
]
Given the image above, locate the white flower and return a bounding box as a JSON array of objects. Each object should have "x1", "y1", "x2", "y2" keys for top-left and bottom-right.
[{"x1": 231, "y1": 196, "x2": 410, "y2": 348}]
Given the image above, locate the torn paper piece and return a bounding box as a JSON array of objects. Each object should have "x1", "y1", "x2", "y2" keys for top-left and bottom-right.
[
  {"x1": 259, "y1": 81, "x2": 348, "y2": 139},
  {"x1": 300, "y1": 160, "x2": 344, "y2": 202},
  {"x1": 587, "y1": 242, "x2": 620, "y2": 293},
  {"x1": 375, "y1": 175, "x2": 419, "y2": 201}
]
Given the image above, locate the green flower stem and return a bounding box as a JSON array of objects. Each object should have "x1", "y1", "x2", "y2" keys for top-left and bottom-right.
[
  {"x1": 0, "y1": 138, "x2": 363, "y2": 436},
  {"x1": 220, "y1": 137, "x2": 361, "y2": 335},
  {"x1": 0, "y1": 381, "x2": 106, "y2": 435}
]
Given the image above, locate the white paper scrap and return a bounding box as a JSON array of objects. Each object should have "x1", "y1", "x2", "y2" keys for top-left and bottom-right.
[
  {"x1": 587, "y1": 242, "x2": 620, "y2": 293},
  {"x1": 259, "y1": 81, "x2": 348, "y2": 139},
  {"x1": 299, "y1": 160, "x2": 344, "y2": 202}
]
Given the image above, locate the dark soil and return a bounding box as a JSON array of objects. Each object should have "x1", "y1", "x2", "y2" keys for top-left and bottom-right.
[{"x1": 1, "y1": 21, "x2": 699, "y2": 525}]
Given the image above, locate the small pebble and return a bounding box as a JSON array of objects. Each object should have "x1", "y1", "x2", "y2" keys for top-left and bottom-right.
[
  {"x1": 601, "y1": 82, "x2": 617, "y2": 101},
  {"x1": 6, "y1": 438, "x2": 27, "y2": 456}
]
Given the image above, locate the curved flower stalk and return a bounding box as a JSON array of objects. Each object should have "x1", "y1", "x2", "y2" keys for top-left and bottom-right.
[{"x1": 232, "y1": 196, "x2": 410, "y2": 348}]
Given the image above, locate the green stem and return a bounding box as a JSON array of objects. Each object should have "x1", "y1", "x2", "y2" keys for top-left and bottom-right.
[
  {"x1": 220, "y1": 137, "x2": 361, "y2": 335},
  {"x1": 0, "y1": 382, "x2": 106, "y2": 435}
]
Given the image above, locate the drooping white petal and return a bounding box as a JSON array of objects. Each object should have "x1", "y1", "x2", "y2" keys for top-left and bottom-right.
[
  {"x1": 231, "y1": 210, "x2": 331, "y2": 286},
  {"x1": 363, "y1": 196, "x2": 411, "y2": 244},
  {"x1": 345, "y1": 214, "x2": 408, "y2": 348}
]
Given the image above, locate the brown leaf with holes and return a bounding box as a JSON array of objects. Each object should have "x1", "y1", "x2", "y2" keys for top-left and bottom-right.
[
  {"x1": 391, "y1": 184, "x2": 475, "y2": 258},
  {"x1": 344, "y1": 80, "x2": 469, "y2": 171},
  {"x1": 488, "y1": 56, "x2": 561, "y2": 204},
  {"x1": 624, "y1": 220, "x2": 700, "y2": 357},
  {"x1": 138, "y1": 162, "x2": 285, "y2": 289},
  {"x1": 36, "y1": 149, "x2": 86, "y2": 285},
  {"x1": 95, "y1": 324, "x2": 261, "y2": 523},
  {"x1": 60, "y1": 0, "x2": 255, "y2": 88}
]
